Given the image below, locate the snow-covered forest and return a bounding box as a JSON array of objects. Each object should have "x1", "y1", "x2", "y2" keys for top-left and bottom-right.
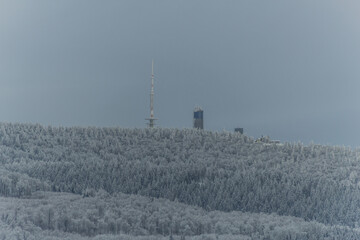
[{"x1": 1, "y1": 123, "x2": 360, "y2": 239}]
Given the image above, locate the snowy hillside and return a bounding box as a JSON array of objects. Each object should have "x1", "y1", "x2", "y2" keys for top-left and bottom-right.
[
  {"x1": 2, "y1": 191, "x2": 360, "y2": 239},
  {"x1": 1, "y1": 123, "x2": 360, "y2": 239}
]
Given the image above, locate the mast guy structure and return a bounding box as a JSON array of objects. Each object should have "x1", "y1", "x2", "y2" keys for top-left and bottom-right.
[{"x1": 146, "y1": 60, "x2": 157, "y2": 128}]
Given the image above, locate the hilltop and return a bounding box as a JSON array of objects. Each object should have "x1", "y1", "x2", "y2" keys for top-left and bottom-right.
[{"x1": 0, "y1": 123, "x2": 360, "y2": 239}]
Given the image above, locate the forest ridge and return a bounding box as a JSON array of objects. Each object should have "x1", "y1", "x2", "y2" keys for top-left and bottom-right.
[{"x1": 0, "y1": 123, "x2": 360, "y2": 239}]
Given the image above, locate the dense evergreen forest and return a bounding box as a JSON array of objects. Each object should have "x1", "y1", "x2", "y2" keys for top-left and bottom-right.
[{"x1": 1, "y1": 123, "x2": 360, "y2": 239}]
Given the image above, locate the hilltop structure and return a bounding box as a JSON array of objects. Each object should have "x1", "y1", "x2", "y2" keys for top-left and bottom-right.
[
  {"x1": 146, "y1": 60, "x2": 157, "y2": 128},
  {"x1": 193, "y1": 107, "x2": 204, "y2": 129},
  {"x1": 235, "y1": 128, "x2": 244, "y2": 134}
]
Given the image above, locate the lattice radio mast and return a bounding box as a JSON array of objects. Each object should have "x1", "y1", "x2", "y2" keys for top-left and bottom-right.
[{"x1": 146, "y1": 60, "x2": 157, "y2": 127}]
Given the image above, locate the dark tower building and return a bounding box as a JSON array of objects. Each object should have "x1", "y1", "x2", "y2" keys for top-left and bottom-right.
[{"x1": 193, "y1": 107, "x2": 204, "y2": 129}]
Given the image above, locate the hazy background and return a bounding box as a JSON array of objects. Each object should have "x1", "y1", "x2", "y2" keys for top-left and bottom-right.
[{"x1": 0, "y1": 0, "x2": 359, "y2": 146}]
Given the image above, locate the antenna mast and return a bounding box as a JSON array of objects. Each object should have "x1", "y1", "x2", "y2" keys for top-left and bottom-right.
[{"x1": 146, "y1": 60, "x2": 157, "y2": 127}]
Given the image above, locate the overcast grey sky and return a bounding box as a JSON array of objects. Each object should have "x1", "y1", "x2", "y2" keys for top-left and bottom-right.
[{"x1": 0, "y1": 1, "x2": 360, "y2": 146}]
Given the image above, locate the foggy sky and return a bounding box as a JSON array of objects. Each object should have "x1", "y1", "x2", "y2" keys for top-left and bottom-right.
[{"x1": 0, "y1": 1, "x2": 360, "y2": 147}]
